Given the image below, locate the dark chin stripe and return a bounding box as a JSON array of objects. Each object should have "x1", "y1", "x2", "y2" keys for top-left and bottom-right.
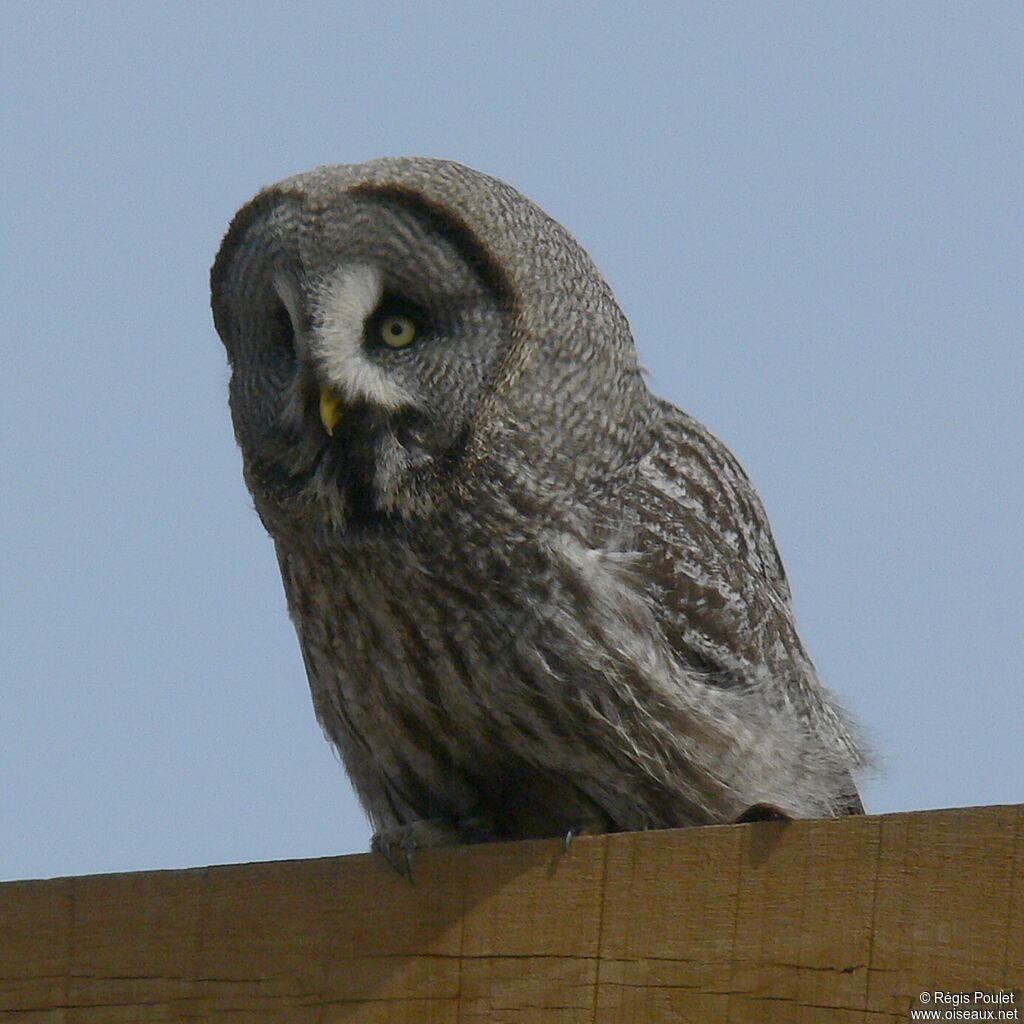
[{"x1": 321, "y1": 412, "x2": 472, "y2": 532}]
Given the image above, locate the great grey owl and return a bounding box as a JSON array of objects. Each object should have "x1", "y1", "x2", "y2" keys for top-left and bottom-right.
[{"x1": 211, "y1": 157, "x2": 866, "y2": 869}]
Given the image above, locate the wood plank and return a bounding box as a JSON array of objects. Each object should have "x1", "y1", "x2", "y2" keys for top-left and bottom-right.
[
  {"x1": 864, "y1": 804, "x2": 1022, "y2": 1019},
  {"x1": 0, "y1": 806, "x2": 1020, "y2": 1022}
]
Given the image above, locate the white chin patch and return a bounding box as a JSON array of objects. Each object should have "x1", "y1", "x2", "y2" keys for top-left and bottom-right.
[{"x1": 313, "y1": 264, "x2": 414, "y2": 411}]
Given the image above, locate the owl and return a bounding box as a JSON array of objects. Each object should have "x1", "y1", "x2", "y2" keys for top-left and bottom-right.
[{"x1": 211, "y1": 157, "x2": 866, "y2": 873}]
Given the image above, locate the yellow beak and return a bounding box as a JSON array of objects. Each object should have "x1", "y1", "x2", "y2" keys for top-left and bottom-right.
[{"x1": 319, "y1": 388, "x2": 342, "y2": 436}]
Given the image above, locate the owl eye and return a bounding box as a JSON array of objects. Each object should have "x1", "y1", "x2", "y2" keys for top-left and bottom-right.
[{"x1": 379, "y1": 315, "x2": 417, "y2": 348}]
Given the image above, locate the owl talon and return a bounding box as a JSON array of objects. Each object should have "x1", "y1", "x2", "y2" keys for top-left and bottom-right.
[
  {"x1": 372, "y1": 833, "x2": 406, "y2": 879},
  {"x1": 562, "y1": 813, "x2": 612, "y2": 853},
  {"x1": 371, "y1": 817, "x2": 472, "y2": 882}
]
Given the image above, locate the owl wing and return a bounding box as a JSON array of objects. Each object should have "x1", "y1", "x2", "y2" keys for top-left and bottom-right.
[{"x1": 632, "y1": 398, "x2": 864, "y2": 813}]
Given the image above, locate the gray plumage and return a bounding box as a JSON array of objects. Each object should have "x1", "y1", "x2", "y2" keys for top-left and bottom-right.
[{"x1": 211, "y1": 157, "x2": 866, "y2": 857}]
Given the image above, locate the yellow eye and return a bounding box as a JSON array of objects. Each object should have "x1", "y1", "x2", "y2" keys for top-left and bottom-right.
[{"x1": 379, "y1": 315, "x2": 417, "y2": 348}]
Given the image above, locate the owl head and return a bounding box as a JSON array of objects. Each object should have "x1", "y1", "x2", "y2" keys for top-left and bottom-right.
[{"x1": 211, "y1": 158, "x2": 654, "y2": 533}]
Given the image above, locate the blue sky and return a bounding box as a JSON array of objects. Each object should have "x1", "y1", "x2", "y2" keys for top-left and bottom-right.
[{"x1": 2, "y1": 2, "x2": 1020, "y2": 881}]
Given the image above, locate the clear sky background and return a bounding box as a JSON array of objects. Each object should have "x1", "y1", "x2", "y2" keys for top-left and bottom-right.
[{"x1": 2, "y1": 3, "x2": 1020, "y2": 882}]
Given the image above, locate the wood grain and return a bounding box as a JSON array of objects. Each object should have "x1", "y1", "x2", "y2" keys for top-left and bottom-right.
[{"x1": 1, "y1": 806, "x2": 1020, "y2": 1022}]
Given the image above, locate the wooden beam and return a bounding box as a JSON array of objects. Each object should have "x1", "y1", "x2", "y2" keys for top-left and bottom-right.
[{"x1": 1, "y1": 805, "x2": 1020, "y2": 1022}]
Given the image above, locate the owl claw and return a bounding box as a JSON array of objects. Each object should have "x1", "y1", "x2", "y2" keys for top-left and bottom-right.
[
  {"x1": 373, "y1": 834, "x2": 396, "y2": 875},
  {"x1": 371, "y1": 817, "x2": 470, "y2": 883},
  {"x1": 372, "y1": 833, "x2": 417, "y2": 883},
  {"x1": 561, "y1": 814, "x2": 612, "y2": 854}
]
